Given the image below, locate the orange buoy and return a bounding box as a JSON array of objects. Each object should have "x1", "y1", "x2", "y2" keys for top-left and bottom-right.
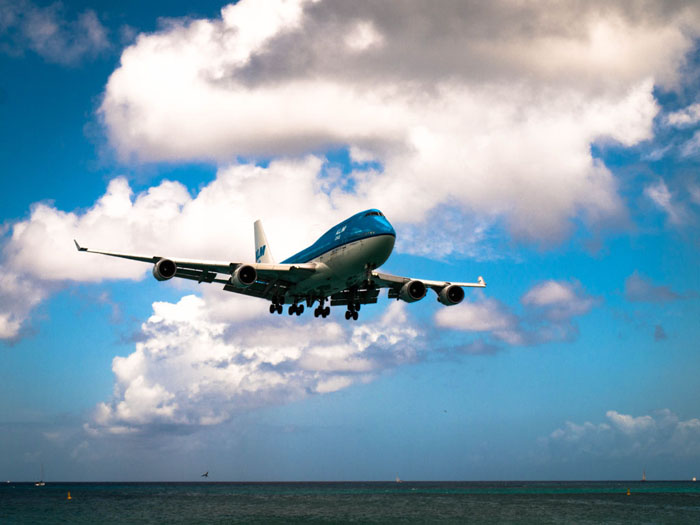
[
  {"x1": 67, "y1": 491, "x2": 72, "y2": 500},
  {"x1": 626, "y1": 488, "x2": 630, "y2": 496}
]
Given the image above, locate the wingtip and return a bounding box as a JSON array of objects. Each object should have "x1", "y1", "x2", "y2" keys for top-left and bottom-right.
[
  {"x1": 74, "y1": 239, "x2": 87, "y2": 252},
  {"x1": 478, "y1": 276, "x2": 486, "y2": 286}
]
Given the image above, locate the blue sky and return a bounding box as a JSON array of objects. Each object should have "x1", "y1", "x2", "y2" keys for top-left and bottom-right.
[{"x1": 1, "y1": 0, "x2": 699, "y2": 482}]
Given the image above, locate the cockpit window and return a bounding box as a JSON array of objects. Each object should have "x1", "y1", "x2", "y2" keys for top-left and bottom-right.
[{"x1": 364, "y1": 211, "x2": 384, "y2": 217}]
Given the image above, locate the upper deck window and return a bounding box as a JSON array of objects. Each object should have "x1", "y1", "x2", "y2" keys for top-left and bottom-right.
[{"x1": 364, "y1": 211, "x2": 384, "y2": 217}]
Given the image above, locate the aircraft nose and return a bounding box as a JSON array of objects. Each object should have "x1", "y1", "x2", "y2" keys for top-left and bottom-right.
[{"x1": 379, "y1": 217, "x2": 396, "y2": 236}]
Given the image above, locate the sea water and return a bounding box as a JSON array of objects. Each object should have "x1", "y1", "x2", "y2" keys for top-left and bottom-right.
[{"x1": 2, "y1": 481, "x2": 699, "y2": 523}]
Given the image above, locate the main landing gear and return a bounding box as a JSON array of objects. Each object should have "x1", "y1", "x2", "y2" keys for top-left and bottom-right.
[
  {"x1": 268, "y1": 298, "x2": 283, "y2": 315},
  {"x1": 288, "y1": 303, "x2": 304, "y2": 316},
  {"x1": 314, "y1": 298, "x2": 330, "y2": 318},
  {"x1": 344, "y1": 302, "x2": 360, "y2": 321}
]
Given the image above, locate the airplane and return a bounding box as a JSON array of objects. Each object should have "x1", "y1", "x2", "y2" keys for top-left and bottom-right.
[{"x1": 74, "y1": 209, "x2": 485, "y2": 320}]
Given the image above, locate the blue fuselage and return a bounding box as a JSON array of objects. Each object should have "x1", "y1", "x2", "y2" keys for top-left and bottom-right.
[
  {"x1": 282, "y1": 209, "x2": 396, "y2": 265},
  {"x1": 282, "y1": 209, "x2": 396, "y2": 294}
]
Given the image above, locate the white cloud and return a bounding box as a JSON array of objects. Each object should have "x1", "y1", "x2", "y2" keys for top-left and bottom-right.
[
  {"x1": 344, "y1": 20, "x2": 383, "y2": 52},
  {"x1": 606, "y1": 410, "x2": 655, "y2": 435},
  {"x1": 98, "y1": 0, "x2": 700, "y2": 243},
  {"x1": 435, "y1": 280, "x2": 596, "y2": 348},
  {"x1": 0, "y1": 0, "x2": 109, "y2": 64},
  {"x1": 680, "y1": 129, "x2": 700, "y2": 158},
  {"x1": 3, "y1": 157, "x2": 363, "y2": 287},
  {"x1": 547, "y1": 409, "x2": 700, "y2": 458},
  {"x1": 435, "y1": 297, "x2": 523, "y2": 345},
  {"x1": 624, "y1": 272, "x2": 682, "y2": 303},
  {"x1": 522, "y1": 280, "x2": 596, "y2": 321},
  {"x1": 0, "y1": 269, "x2": 47, "y2": 340},
  {"x1": 690, "y1": 183, "x2": 700, "y2": 205},
  {"x1": 643, "y1": 179, "x2": 689, "y2": 225},
  {"x1": 90, "y1": 296, "x2": 420, "y2": 432},
  {"x1": 666, "y1": 102, "x2": 700, "y2": 127}
]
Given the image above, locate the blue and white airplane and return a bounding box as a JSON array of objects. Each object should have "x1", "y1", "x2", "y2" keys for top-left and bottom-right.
[{"x1": 74, "y1": 209, "x2": 485, "y2": 320}]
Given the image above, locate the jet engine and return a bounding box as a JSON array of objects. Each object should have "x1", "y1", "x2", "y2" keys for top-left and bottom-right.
[
  {"x1": 399, "y1": 280, "x2": 427, "y2": 303},
  {"x1": 153, "y1": 258, "x2": 177, "y2": 281},
  {"x1": 230, "y1": 264, "x2": 257, "y2": 287},
  {"x1": 437, "y1": 284, "x2": 465, "y2": 305}
]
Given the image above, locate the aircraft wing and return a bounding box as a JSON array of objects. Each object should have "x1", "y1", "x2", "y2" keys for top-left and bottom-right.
[
  {"x1": 73, "y1": 240, "x2": 317, "y2": 298},
  {"x1": 371, "y1": 270, "x2": 486, "y2": 291}
]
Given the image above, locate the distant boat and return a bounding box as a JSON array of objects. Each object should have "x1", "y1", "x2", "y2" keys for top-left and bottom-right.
[
  {"x1": 693, "y1": 477, "x2": 697, "y2": 482},
  {"x1": 35, "y1": 464, "x2": 45, "y2": 487},
  {"x1": 396, "y1": 476, "x2": 402, "y2": 483},
  {"x1": 641, "y1": 470, "x2": 647, "y2": 482}
]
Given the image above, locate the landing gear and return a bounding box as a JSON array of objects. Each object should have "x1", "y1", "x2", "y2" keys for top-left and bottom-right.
[
  {"x1": 345, "y1": 287, "x2": 360, "y2": 321},
  {"x1": 269, "y1": 299, "x2": 283, "y2": 314},
  {"x1": 313, "y1": 306, "x2": 330, "y2": 318},
  {"x1": 313, "y1": 298, "x2": 330, "y2": 318},
  {"x1": 288, "y1": 303, "x2": 304, "y2": 316}
]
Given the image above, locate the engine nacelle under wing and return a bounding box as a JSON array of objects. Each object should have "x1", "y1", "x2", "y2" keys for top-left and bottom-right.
[
  {"x1": 153, "y1": 258, "x2": 177, "y2": 281},
  {"x1": 230, "y1": 264, "x2": 257, "y2": 288},
  {"x1": 437, "y1": 284, "x2": 465, "y2": 305},
  {"x1": 399, "y1": 280, "x2": 427, "y2": 303}
]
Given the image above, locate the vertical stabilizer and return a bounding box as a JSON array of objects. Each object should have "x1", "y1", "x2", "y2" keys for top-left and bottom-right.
[{"x1": 254, "y1": 220, "x2": 275, "y2": 263}]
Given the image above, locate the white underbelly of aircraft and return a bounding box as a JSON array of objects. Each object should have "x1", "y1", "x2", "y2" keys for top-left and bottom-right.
[{"x1": 293, "y1": 234, "x2": 395, "y2": 295}]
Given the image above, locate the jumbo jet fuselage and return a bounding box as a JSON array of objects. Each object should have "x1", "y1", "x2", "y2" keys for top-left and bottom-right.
[{"x1": 277, "y1": 210, "x2": 396, "y2": 296}]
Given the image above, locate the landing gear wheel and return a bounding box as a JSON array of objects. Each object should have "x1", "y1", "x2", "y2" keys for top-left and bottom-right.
[
  {"x1": 352, "y1": 311, "x2": 359, "y2": 321},
  {"x1": 289, "y1": 304, "x2": 296, "y2": 315},
  {"x1": 324, "y1": 306, "x2": 330, "y2": 316},
  {"x1": 296, "y1": 305, "x2": 304, "y2": 316},
  {"x1": 345, "y1": 311, "x2": 351, "y2": 320},
  {"x1": 277, "y1": 304, "x2": 283, "y2": 314},
  {"x1": 314, "y1": 308, "x2": 320, "y2": 318},
  {"x1": 269, "y1": 304, "x2": 276, "y2": 314}
]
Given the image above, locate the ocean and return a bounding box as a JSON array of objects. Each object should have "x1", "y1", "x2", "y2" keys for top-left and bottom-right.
[{"x1": 1, "y1": 481, "x2": 699, "y2": 523}]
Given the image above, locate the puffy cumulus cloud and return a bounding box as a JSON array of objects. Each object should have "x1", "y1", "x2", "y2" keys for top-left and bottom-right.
[
  {"x1": 6, "y1": 177, "x2": 192, "y2": 282},
  {"x1": 435, "y1": 280, "x2": 596, "y2": 349},
  {"x1": 521, "y1": 280, "x2": 597, "y2": 321},
  {"x1": 3, "y1": 157, "x2": 362, "y2": 285},
  {"x1": 99, "y1": 0, "x2": 700, "y2": 243},
  {"x1": 0, "y1": 0, "x2": 109, "y2": 64},
  {"x1": 624, "y1": 272, "x2": 682, "y2": 303},
  {"x1": 666, "y1": 102, "x2": 700, "y2": 127},
  {"x1": 546, "y1": 409, "x2": 700, "y2": 458},
  {"x1": 0, "y1": 156, "x2": 374, "y2": 339},
  {"x1": 89, "y1": 295, "x2": 420, "y2": 433},
  {"x1": 434, "y1": 297, "x2": 524, "y2": 346},
  {"x1": 0, "y1": 269, "x2": 46, "y2": 340},
  {"x1": 6, "y1": 154, "x2": 497, "y2": 339}
]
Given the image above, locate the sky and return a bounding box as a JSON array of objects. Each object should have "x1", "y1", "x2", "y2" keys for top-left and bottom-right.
[{"x1": 1, "y1": 0, "x2": 699, "y2": 482}]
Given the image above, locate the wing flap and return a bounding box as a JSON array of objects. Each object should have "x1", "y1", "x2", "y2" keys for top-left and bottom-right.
[
  {"x1": 372, "y1": 270, "x2": 486, "y2": 290},
  {"x1": 330, "y1": 287, "x2": 380, "y2": 306}
]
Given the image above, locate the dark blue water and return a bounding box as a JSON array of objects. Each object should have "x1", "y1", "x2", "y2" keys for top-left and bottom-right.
[{"x1": 2, "y1": 481, "x2": 699, "y2": 523}]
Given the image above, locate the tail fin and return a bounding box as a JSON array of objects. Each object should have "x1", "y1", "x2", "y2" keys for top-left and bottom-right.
[{"x1": 254, "y1": 220, "x2": 275, "y2": 263}]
